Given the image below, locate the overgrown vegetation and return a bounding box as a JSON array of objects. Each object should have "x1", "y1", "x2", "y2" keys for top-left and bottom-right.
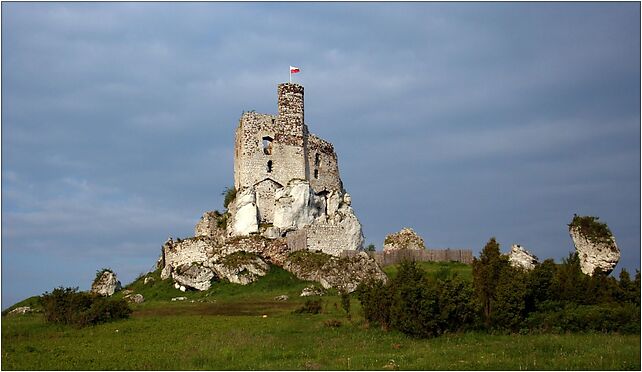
[
  {"x1": 568, "y1": 214, "x2": 614, "y2": 244},
  {"x1": 39, "y1": 287, "x2": 131, "y2": 328},
  {"x1": 357, "y1": 262, "x2": 476, "y2": 337},
  {"x1": 358, "y1": 237, "x2": 640, "y2": 339},
  {"x1": 287, "y1": 250, "x2": 332, "y2": 271},
  {"x1": 222, "y1": 186, "x2": 237, "y2": 210},
  {"x1": 293, "y1": 299, "x2": 322, "y2": 314},
  {"x1": 93, "y1": 268, "x2": 113, "y2": 283}
]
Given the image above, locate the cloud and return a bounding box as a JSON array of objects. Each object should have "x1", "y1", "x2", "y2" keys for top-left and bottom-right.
[{"x1": 2, "y1": 2, "x2": 639, "y2": 307}]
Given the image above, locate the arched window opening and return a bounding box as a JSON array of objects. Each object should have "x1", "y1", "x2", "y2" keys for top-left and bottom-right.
[
  {"x1": 314, "y1": 169, "x2": 319, "y2": 179},
  {"x1": 314, "y1": 153, "x2": 320, "y2": 166},
  {"x1": 262, "y1": 136, "x2": 273, "y2": 155},
  {"x1": 267, "y1": 160, "x2": 273, "y2": 173}
]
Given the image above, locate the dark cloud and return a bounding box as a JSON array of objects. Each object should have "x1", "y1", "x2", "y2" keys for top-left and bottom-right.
[{"x1": 2, "y1": 2, "x2": 639, "y2": 307}]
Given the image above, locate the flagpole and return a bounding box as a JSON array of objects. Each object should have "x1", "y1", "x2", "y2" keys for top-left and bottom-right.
[{"x1": 289, "y1": 68, "x2": 292, "y2": 83}]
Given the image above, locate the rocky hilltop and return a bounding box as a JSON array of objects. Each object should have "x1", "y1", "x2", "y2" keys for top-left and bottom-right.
[{"x1": 156, "y1": 83, "x2": 385, "y2": 292}]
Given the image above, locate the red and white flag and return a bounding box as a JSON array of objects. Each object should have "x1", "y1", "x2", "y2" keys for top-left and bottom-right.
[{"x1": 290, "y1": 66, "x2": 300, "y2": 74}]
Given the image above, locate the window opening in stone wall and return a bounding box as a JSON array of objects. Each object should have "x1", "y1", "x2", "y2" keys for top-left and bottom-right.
[
  {"x1": 314, "y1": 169, "x2": 319, "y2": 179},
  {"x1": 262, "y1": 136, "x2": 273, "y2": 155},
  {"x1": 314, "y1": 153, "x2": 320, "y2": 166},
  {"x1": 267, "y1": 160, "x2": 273, "y2": 173}
]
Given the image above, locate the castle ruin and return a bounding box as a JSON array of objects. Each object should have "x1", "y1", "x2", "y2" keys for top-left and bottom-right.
[{"x1": 226, "y1": 83, "x2": 364, "y2": 255}]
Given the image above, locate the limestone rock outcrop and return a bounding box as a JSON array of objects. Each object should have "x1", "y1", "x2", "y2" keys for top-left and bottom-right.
[
  {"x1": 284, "y1": 251, "x2": 387, "y2": 293},
  {"x1": 172, "y1": 263, "x2": 216, "y2": 291},
  {"x1": 273, "y1": 179, "x2": 322, "y2": 231},
  {"x1": 211, "y1": 252, "x2": 270, "y2": 285},
  {"x1": 508, "y1": 244, "x2": 539, "y2": 270},
  {"x1": 569, "y1": 215, "x2": 620, "y2": 276},
  {"x1": 124, "y1": 293, "x2": 145, "y2": 304},
  {"x1": 229, "y1": 187, "x2": 259, "y2": 236},
  {"x1": 8, "y1": 306, "x2": 32, "y2": 316},
  {"x1": 194, "y1": 211, "x2": 226, "y2": 244},
  {"x1": 91, "y1": 270, "x2": 122, "y2": 296},
  {"x1": 383, "y1": 228, "x2": 426, "y2": 252}
]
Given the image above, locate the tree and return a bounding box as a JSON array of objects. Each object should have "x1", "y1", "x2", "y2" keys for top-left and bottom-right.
[
  {"x1": 472, "y1": 237, "x2": 508, "y2": 327},
  {"x1": 365, "y1": 244, "x2": 376, "y2": 252}
]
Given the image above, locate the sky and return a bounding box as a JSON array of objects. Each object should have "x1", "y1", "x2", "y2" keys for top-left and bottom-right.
[{"x1": 2, "y1": 2, "x2": 640, "y2": 307}]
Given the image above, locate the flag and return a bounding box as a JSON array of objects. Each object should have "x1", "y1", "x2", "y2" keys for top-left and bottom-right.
[{"x1": 290, "y1": 66, "x2": 300, "y2": 74}]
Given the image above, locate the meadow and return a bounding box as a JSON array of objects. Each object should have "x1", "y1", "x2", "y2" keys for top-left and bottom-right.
[{"x1": 2, "y1": 263, "x2": 640, "y2": 370}]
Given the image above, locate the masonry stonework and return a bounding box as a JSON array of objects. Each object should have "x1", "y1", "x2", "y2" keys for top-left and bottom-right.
[{"x1": 231, "y1": 83, "x2": 362, "y2": 254}]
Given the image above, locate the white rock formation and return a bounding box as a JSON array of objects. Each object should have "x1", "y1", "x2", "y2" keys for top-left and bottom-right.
[
  {"x1": 570, "y1": 226, "x2": 620, "y2": 275},
  {"x1": 383, "y1": 228, "x2": 426, "y2": 252},
  {"x1": 230, "y1": 187, "x2": 259, "y2": 236},
  {"x1": 124, "y1": 294, "x2": 145, "y2": 304},
  {"x1": 273, "y1": 179, "x2": 320, "y2": 230},
  {"x1": 91, "y1": 270, "x2": 122, "y2": 296},
  {"x1": 300, "y1": 286, "x2": 325, "y2": 297},
  {"x1": 172, "y1": 263, "x2": 216, "y2": 291},
  {"x1": 212, "y1": 255, "x2": 270, "y2": 285},
  {"x1": 508, "y1": 244, "x2": 539, "y2": 270},
  {"x1": 194, "y1": 211, "x2": 226, "y2": 244},
  {"x1": 8, "y1": 306, "x2": 32, "y2": 316}
]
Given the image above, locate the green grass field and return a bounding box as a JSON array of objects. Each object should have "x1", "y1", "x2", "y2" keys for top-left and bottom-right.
[{"x1": 2, "y1": 263, "x2": 640, "y2": 370}]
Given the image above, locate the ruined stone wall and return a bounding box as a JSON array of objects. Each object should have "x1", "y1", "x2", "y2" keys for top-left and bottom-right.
[
  {"x1": 234, "y1": 84, "x2": 310, "y2": 191},
  {"x1": 234, "y1": 112, "x2": 307, "y2": 191},
  {"x1": 254, "y1": 178, "x2": 281, "y2": 223},
  {"x1": 308, "y1": 134, "x2": 343, "y2": 193},
  {"x1": 286, "y1": 229, "x2": 307, "y2": 252},
  {"x1": 305, "y1": 223, "x2": 355, "y2": 256},
  {"x1": 161, "y1": 237, "x2": 216, "y2": 278}
]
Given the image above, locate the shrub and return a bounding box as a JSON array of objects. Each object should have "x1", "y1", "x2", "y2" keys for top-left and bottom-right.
[
  {"x1": 340, "y1": 291, "x2": 351, "y2": 317},
  {"x1": 356, "y1": 279, "x2": 393, "y2": 329},
  {"x1": 40, "y1": 287, "x2": 131, "y2": 327},
  {"x1": 222, "y1": 187, "x2": 237, "y2": 210},
  {"x1": 293, "y1": 299, "x2": 322, "y2": 314},
  {"x1": 568, "y1": 214, "x2": 613, "y2": 244}
]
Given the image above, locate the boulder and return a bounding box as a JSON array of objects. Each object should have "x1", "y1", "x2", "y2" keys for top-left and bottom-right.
[
  {"x1": 144, "y1": 276, "x2": 155, "y2": 285},
  {"x1": 274, "y1": 295, "x2": 289, "y2": 301},
  {"x1": 508, "y1": 244, "x2": 539, "y2": 270},
  {"x1": 569, "y1": 215, "x2": 620, "y2": 275},
  {"x1": 90, "y1": 270, "x2": 122, "y2": 296},
  {"x1": 383, "y1": 228, "x2": 426, "y2": 252},
  {"x1": 230, "y1": 187, "x2": 259, "y2": 236},
  {"x1": 125, "y1": 294, "x2": 144, "y2": 304},
  {"x1": 171, "y1": 297, "x2": 187, "y2": 301},
  {"x1": 7, "y1": 306, "x2": 32, "y2": 316},
  {"x1": 172, "y1": 263, "x2": 216, "y2": 291},
  {"x1": 212, "y1": 252, "x2": 270, "y2": 285},
  {"x1": 300, "y1": 286, "x2": 325, "y2": 297}
]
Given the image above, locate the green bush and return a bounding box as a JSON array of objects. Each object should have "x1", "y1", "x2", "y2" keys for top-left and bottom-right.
[
  {"x1": 222, "y1": 187, "x2": 237, "y2": 210},
  {"x1": 524, "y1": 302, "x2": 640, "y2": 334},
  {"x1": 293, "y1": 299, "x2": 322, "y2": 314},
  {"x1": 40, "y1": 287, "x2": 131, "y2": 327},
  {"x1": 358, "y1": 261, "x2": 478, "y2": 338}
]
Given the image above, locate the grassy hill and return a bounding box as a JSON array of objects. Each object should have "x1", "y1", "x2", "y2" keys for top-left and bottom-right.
[{"x1": 2, "y1": 262, "x2": 640, "y2": 370}]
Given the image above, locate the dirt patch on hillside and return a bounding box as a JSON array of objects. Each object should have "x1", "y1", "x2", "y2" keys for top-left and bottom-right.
[{"x1": 133, "y1": 301, "x2": 297, "y2": 317}]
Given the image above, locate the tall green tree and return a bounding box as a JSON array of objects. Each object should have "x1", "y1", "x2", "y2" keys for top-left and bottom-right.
[{"x1": 472, "y1": 237, "x2": 508, "y2": 327}]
